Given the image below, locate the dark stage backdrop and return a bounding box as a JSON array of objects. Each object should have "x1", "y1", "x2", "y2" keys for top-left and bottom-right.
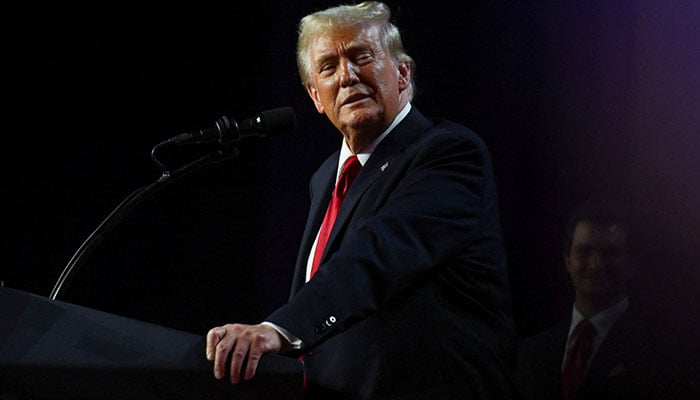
[{"x1": 5, "y1": 1, "x2": 699, "y2": 340}]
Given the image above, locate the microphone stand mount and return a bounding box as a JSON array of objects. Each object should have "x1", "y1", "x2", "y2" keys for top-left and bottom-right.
[{"x1": 49, "y1": 138, "x2": 239, "y2": 301}]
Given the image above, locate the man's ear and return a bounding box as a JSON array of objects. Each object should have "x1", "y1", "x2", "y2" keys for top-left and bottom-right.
[
  {"x1": 397, "y1": 62, "x2": 411, "y2": 91},
  {"x1": 564, "y1": 252, "x2": 572, "y2": 274},
  {"x1": 306, "y1": 84, "x2": 325, "y2": 114}
]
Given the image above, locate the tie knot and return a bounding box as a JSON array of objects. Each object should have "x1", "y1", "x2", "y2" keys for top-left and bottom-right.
[
  {"x1": 576, "y1": 319, "x2": 596, "y2": 340},
  {"x1": 335, "y1": 155, "x2": 362, "y2": 197},
  {"x1": 341, "y1": 155, "x2": 361, "y2": 174}
]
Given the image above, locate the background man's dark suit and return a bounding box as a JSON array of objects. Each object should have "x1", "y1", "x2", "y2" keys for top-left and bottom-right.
[
  {"x1": 516, "y1": 302, "x2": 695, "y2": 400},
  {"x1": 267, "y1": 107, "x2": 517, "y2": 399}
]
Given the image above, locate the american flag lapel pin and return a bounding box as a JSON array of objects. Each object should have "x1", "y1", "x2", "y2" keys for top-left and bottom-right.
[{"x1": 380, "y1": 162, "x2": 389, "y2": 172}]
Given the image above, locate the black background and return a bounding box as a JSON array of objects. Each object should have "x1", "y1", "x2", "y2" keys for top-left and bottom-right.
[{"x1": 4, "y1": 1, "x2": 699, "y2": 341}]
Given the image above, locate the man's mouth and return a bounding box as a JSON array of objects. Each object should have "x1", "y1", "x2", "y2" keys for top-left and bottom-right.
[{"x1": 341, "y1": 93, "x2": 370, "y2": 107}]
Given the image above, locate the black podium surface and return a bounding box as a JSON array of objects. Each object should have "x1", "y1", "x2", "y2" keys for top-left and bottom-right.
[{"x1": 0, "y1": 287, "x2": 303, "y2": 399}]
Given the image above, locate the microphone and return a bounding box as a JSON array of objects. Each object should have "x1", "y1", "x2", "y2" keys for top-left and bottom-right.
[{"x1": 167, "y1": 106, "x2": 296, "y2": 145}]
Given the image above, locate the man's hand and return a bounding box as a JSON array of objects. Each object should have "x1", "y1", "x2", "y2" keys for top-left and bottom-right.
[{"x1": 206, "y1": 323, "x2": 284, "y2": 384}]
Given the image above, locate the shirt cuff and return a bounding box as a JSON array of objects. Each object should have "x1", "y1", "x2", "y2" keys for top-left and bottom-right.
[{"x1": 261, "y1": 321, "x2": 304, "y2": 350}]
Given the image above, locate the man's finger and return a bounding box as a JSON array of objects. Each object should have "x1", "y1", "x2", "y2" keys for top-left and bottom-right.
[
  {"x1": 206, "y1": 327, "x2": 225, "y2": 361},
  {"x1": 213, "y1": 331, "x2": 235, "y2": 380},
  {"x1": 230, "y1": 338, "x2": 251, "y2": 384},
  {"x1": 244, "y1": 345, "x2": 263, "y2": 381}
]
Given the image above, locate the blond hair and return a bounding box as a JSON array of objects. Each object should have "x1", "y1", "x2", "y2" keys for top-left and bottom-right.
[{"x1": 297, "y1": 1, "x2": 415, "y2": 99}]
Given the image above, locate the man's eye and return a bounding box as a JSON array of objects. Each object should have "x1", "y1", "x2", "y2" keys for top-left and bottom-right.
[
  {"x1": 577, "y1": 247, "x2": 593, "y2": 257},
  {"x1": 320, "y1": 64, "x2": 336, "y2": 73},
  {"x1": 603, "y1": 248, "x2": 625, "y2": 259},
  {"x1": 356, "y1": 53, "x2": 373, "y2": 63}
]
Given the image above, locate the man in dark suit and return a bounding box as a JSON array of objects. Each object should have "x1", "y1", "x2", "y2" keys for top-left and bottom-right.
[
  {"x1": 206, "y1": 2, "x2": 516, "y2": 398},
  {"x1": 516, "y1": 201, "x2": 695, "y2": 400}
]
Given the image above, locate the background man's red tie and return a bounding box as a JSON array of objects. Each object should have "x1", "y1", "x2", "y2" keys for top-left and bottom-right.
[
  {"x1": 310, "y1": 154, "x2": 362, "y2": 278},
  {"x1": 561, "y1": 319, "x2": 596, "y2": 400}
]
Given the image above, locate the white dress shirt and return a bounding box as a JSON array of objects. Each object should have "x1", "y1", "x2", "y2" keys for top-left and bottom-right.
[{"x1": 562, "y1": 296, "x2": 629, "y2": 369}]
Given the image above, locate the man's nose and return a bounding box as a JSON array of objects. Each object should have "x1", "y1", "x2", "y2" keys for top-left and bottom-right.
[
  {"x1": 590, "y1": 251, "x2": 605, "y2": 269},
  {"x1": 339, "y1": 60, "x2": 360, "y2": 87}
]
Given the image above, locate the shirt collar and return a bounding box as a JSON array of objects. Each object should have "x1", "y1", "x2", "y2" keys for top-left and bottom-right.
[
  {"x1": 568, "y1": 296, "x2": 629, "y2": 340},
  {"x1": 336, "y1": 103, "x2": 412, "y2": 178}
]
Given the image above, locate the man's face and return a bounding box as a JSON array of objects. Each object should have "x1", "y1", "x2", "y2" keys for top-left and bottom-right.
[
  {"x1": 304, "y1": 22, "x2": 410, "y2": 146},
  {"x1": 565, "y1": 221, "x2": 633, "y2": 299}
]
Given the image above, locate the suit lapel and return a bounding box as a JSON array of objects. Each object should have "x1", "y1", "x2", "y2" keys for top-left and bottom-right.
[
  {"x1": 319, "y1": 141, "x2": 400, "y2": 266},
  {"x1": 290, "y1": 153, "x2": 338, "y2": 296},
  {"x1": 319, "y1": 108, "x2": 431, "y2": 267},
  {"x1": 293, "y1": 108, "x2": 432, "y2": 288},
  {"x1": 545, "y1": 321, "x2": 570, "y2": 400},
  {"x1": 583, "y1": 308, "x2": 650, "y2": 388}
]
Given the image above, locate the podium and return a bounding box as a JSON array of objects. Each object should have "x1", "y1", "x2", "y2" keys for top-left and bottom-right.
[{"x1": 0, "y1": 287, "x2": 303, "y2": 399}]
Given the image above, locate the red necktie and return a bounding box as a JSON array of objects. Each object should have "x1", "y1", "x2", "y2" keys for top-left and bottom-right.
[
  {"x1": 561, "y1": 319, "x2": 596, "y2": 400},
  {"x1": 309, "y1": 154, "x2": 362, "y2": 278}
]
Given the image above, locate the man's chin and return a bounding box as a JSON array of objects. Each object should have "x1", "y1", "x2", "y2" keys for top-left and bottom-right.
[
  {"x1": 341, "y1": 111, "x2": 382, "y2": 130},
  {"x1": 342, "y1": 106, "x2": 378, "y2": 120},
  {"x1": 576, "y1": 279, "x2": 610, "y2": 293},
  {"x1": 578, "y1": 284, "x2": 627, "y2": 299}
]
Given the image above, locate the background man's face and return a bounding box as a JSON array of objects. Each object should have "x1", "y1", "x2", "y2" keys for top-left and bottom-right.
[{"x1": 565, "y1": 221, "x2": 633, "y2": 299}]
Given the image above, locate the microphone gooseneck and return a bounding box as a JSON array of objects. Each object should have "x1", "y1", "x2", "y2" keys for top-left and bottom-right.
[
  {"x1": 151, "y1": 106, "x2": 296, "y2": 173},
  {"x1": 50, "y1": 106, "x2": 297, "y2": 300},
  {"x1": 166, "y1": 106, "x2": 297, "y2": 145}
]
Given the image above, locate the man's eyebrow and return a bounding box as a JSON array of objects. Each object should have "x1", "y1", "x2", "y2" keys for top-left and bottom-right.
[
  {"x1": 313, "y1": 52, "x2": 336, "y2": 66},
  {"x1": 313, "y1": 40, "x2": 373, "y2": 64}
]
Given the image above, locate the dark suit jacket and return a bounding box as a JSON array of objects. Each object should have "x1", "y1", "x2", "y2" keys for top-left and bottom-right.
[
  {"x1": 516, "y1": 303, "x2": 696, "y2": 400},
  {"x1": 267, "y1": 107, "x2": 517, "y2": 399}
]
